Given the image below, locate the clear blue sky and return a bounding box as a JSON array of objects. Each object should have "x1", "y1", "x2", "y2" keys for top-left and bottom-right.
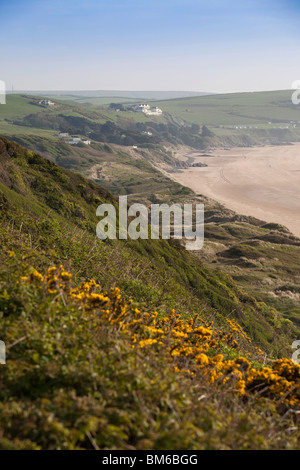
[{"x1": 1, "y1": 0, "x2": 300, "y2": 92}]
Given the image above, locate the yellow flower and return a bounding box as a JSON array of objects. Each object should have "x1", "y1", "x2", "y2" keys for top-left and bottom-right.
[
  {"x1": 139, "y1": 339, "x2": 158, "y2": 348},
  {"x1": 30, "y1": 270, "x2": 44, "y2": 282},
  {"x1": 196, "y1": 353, "x2": 209, "y2": 366},
  {"x1": 61, "y1": 271, "x2": 72, "y2": 281}
]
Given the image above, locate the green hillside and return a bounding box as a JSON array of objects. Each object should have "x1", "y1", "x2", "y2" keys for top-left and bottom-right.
[
  {"x1": 2, "y1": 92, "x2": 300, "y2": 325},
  {"x1": 3, "y1": 91, "x2": 300, "y2": 157},
  {"x1": 0, "y1": 95, "x2": 41, "y2": 120},
  {"x1": 0, "y1": 136, "x2": 295, "y2": 349},
  {"x1": 0, "y1": 137, "x2": 300, "y2": 449},
  {"x1": 153, "y1": 90, "x2": 300, "y2": 126},
  {"x1": 2, "y1": 94, "x2": 300, "y2": 330}
]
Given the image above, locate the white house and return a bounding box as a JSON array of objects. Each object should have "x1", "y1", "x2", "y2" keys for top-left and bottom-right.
[
  {"x1": 142, "y1": 131, "x2": 153, "y2": 136},
  {"x1": 38, "y1": 99, "x2": 55, "y2": 106},
  {"x1": 146, "y1": 107, "x2": 163, "y2": 116},
  {"x1": 133, "y1": 103, "x2": 162, "y2": 116},
  {"x1": 135, "y1": 103, "x2": 151, "y2": 113},
  {"x1": 67, "y1": 137, "x2": 91, "y2": 146},
  {"x1": 68, "y1": 137, "x2": 82, "y2": 145}
]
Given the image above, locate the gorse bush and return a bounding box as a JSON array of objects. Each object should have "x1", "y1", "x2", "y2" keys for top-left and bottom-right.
[
  {"x1": 1, "y1": 136, "x2": 300, "y2": 449},
  {"x1": 1, "y1": 262, "x2": 300, "y2": 449}
]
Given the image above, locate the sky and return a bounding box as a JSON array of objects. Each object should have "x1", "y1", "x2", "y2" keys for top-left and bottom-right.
[{"x1": 1, "y1": 0, "x2": 300, "y2": 92}]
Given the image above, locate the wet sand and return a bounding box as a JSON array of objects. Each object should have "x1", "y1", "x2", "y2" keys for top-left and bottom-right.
[{"x1": 171, "y1": 143, "x2": 300, "y2": 237}]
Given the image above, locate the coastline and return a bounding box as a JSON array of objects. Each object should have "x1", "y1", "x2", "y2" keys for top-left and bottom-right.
[{"x1": 169, "y1": 143, "x2": 300, "y2": 237}]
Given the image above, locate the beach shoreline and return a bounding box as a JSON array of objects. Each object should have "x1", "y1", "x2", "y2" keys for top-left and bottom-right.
[{"x1": 169, "y1": 143, "x2": 300, "y2": 237}]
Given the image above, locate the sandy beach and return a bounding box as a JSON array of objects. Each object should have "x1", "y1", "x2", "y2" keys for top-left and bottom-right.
[{"x1": 171, "y1": 143, "x2": 300, "y2": 237}]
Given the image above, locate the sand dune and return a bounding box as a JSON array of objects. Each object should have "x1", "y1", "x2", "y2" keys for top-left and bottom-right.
[{"x1": 171, "y1": 143, "x2": 300, "y2": 237}]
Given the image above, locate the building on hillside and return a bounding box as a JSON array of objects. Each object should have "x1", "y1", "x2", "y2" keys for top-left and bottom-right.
[
  {"x1": 68, "y1": 137, "x2": 82, "y2": 145},
  {"x1": 146, "y1": 107, "x2": 163, "y2": 116},
  {"x1": 135, "y1": 103, "x2": 150, "y2": 112},
  {"x1": 38, "y1": 99, "x2": 55, "y2": 106},
  {"x1": 132, "y1": 103, "x2": 162, "y2": 116},
  {"x1": 66, "y1": 137, "x2": 91, "y2": 146}
]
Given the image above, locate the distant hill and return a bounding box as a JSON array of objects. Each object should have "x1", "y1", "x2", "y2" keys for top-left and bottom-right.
[
  {"x1": 7, "y1": 90, "x2": 212, "y2": 101},
  {"x1": 153, "y1": 89, "x2": 300, "y2": 126}
]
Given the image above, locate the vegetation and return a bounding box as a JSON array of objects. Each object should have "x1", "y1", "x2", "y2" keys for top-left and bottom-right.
[
  {"x1": 0, "y1": 137, "x2": 300, "y2": 449},
  {"x1": 2, "y1": 264, "x2": 300, "y2": 450},
  {"x1": 2, "y1": 94, "x2": 300, "y2": 332},
  {"x1": 154, "y1": 90, "x2": 300, "y2": 126}
]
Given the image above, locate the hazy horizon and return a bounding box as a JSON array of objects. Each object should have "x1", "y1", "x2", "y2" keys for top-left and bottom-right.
[{"x1": 4, "y1": 88, "x2": 295, "y2": 93}]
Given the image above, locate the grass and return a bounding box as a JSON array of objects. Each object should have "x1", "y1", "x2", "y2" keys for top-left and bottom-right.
[
  {"x1": 0, "y1": 136, "x2": 298, "y2": 353},
  {"x1": 1, "y1": 263, "x2": 300, "y2": 450},
  {"x1": 1, "y1": 137, "x2": 300, "y2": 449},
  {"x1": 2, "y1": 92, "x2": 300, "y2": 332},
  {"x1": 37, "y1": 95, "x2": 141, "y2": 106},
  {"x1": 0, "y1": 95, "x2": 41, "y2": 120},
  {"x1": 152, "y1": 90, "x2": 300, "y2": 126}
]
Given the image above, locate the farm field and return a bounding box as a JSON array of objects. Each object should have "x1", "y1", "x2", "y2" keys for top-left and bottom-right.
[{"x1": 153, "y1": 90, "x2": 300, "y2": 126}]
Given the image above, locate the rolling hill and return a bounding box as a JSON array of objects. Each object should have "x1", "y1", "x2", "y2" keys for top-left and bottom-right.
[
  {"x1": 2, "y1": 94, "x2": 300, "y2": 331},
  {"x1": 9, "y1": 90, "x2": 211, "y2": 101},
  {"x1": 153, "y1": 90, "x2": 300, "y2": 126},
  {"x1": 1, "y1": 137, "x2": 300, "y2": 449}
]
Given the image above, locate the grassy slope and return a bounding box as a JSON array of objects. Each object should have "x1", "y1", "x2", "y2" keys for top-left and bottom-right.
[
  {"x1": 153, "y1": 90, "x2": 300, "y2": 126},
  {"x1": 2, "y1": 94, "x2": 300, "y2": 330},
  {"x1": 151, "y1": 90, "x2": 300, "y2": 146},
  {"x1": 39, "y1": 96, "x2": 141, "y2": 106},
  {"x1": 3, "y1": 92, "x2": 300, "y2": 157},
  {"x1": 0, "y1": 95, "x2": 41, "y2": 119},
  {"x1": 0, "y1": 136, "x2": 296, "y2": 351},
  {"x1": 1, "y1": 137, "x2": 300, "y2": 449}
]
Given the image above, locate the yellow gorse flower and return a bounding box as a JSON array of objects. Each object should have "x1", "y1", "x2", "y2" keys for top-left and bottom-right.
[{"x1": 18, "y1": 264, "x2": 300, "y2": 408}]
